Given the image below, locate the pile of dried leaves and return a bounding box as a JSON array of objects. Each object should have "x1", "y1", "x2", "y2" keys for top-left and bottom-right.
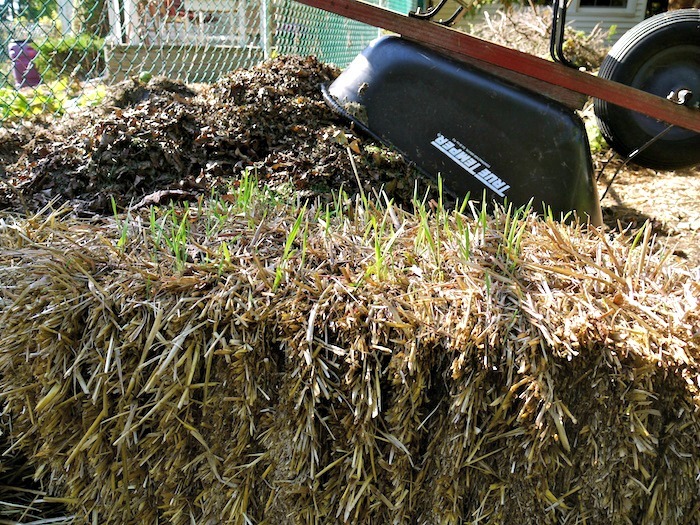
[
  {"x1": 0, "y1": 55, "x2": 427, "y2": 216},
  {"x1": 1, "y1": 195, "x2": 698, "y2": 524},
  {"x1": 466, "y1": 5, "x2": 612, "y2": 71}
]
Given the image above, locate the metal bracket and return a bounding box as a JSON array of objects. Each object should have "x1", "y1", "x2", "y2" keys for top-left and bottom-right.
[
  {"x1": 667, "y1": 89, "x2": 694, "y2": 106},
  {"x1": 410, "y1": 0, "x2": 465, "y2": 26},
  {"x1": 550, "y1": 0, "x2": 578, "y2": 69}
]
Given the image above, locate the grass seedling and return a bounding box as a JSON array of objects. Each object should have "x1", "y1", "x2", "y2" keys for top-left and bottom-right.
[
  {"x1": 467, "y1": 191, "x2": 490, "y2": 248},
  {"x1": 629, "y1": 222, "x2": 648, "y2": 251},
  {"x1": 454, "y1": 212, "x2": 472, "y2": 262},
  {"x1": 499, "y1": 200, "x2": 532, "y2": 271},
  {"x1": 322, "y1": 203, "x2": 333, "y2": 237},
  {"x1": 380, "y1": 210, "x2": 404, "y2": 277},
  {"x1": 410, "y1": 182, "x2": 445, "y2": 275},
  {"x1": 456, "y1": 192, "x2": 471, "y2": 216},
  {"x1": 170, "y1": 203, "x2": 191, "y2": 271},
  {"x1": 148, "y1": 206, "x2": 166, "y2": 261},
  {"x1": 236, "y1": 169, "x2": 256, "y2": 213},
  {"x1": 224, "y1": 168, "x2": 283, "y2": 218},
  {"x1": 449, "y1": 191, "x2": 473, "y2": 262},
  {"x1": 485, "y1": 272, "x2": 492, "y2": 300},
  {"x1": 111, "y1": 196, "x2": 130, "y2": 252},
  {"x1": 196, "y1": 194, "x2": 219, "y2": 241},
  {"x1": 329, "y1": 184, "x2": 349, "y2": 226},
  {"x1": 217, "y1": 239, "x2": 233, "y2": 276},
  {"x1": 543, "y1": 204, "x2": 555, "y2": 223},
  {"x1": 437, "y1": 175, "x2": 450, "y2": 234},
  {"x1": 273, "y1": 206, "x2": 307, "y2": 291},
  {"x1": 220, "y1": 240, "x2": 232, "y2": 263},
  {"x1": 149, "y1": 202, "x2": 192, "y2": 272},
  {"x1": 365, "y1": 213, "x2": 388, "y2": 281},
  {"x1": 414, "y1": 199, "x2": 441, "y2": 276}
]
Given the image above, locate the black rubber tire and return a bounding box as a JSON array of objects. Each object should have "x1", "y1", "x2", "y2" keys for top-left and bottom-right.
[{"x1": 594, "y1": 9, "x2": 700, "y2": 169}]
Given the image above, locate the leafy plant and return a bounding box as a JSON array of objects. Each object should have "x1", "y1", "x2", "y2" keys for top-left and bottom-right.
[
  {"x1": 35, "y1": 33, "x2": 105, "y2": 82},
  {"x1": 0, "y1": 80, "x2": 106, "y2": 120}
]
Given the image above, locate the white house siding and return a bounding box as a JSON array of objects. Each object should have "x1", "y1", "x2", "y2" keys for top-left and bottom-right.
[
  {"x1": 440, "y1": 0, "x2": 646, "y2": 43},
  {"x1": 565, "y1": 0, "x2": 647, "y2": 40}
]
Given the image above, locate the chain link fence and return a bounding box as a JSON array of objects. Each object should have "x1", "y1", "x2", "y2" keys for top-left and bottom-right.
[{"x1": 0, "y1": 0, "x2": 417, "y2": 121}]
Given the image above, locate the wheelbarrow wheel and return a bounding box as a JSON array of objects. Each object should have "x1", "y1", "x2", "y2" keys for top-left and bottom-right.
[{"x1": 594, "y1": 8, "x2": 700, "y2": 169}]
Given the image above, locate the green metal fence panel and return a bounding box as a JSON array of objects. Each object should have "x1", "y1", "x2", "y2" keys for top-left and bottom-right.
[
  {"x1": 273, "y1": 0, "x2": 417, "y2": 67},
  {"x1": 272, "y1": 0, "x2": 380, "y2": 68},
  {"x1": 385, "y1": 0, "x2": 415, "y2": 13},
  {"x1": 1, "y1": 0, "x2": 415, "y2": 122}
]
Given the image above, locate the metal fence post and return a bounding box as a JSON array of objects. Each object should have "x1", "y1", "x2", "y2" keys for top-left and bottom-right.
[
  {"x1": 262, "y1": 0, "x2": 272, "y2": 59},
  {"x1": 57, "y1": 0, "x2": 74, "y2": 37}
]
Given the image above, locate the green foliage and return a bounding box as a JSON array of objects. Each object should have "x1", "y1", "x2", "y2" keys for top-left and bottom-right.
[
  {"x1": 579, "y1": 104, "x2": 610, "y2": 155},
  {"x1": 111, "y1": 196, "x2": 131, "y2": 251},
  {"x1": 1, "y1": 61, "x2": 14, "y2": 90},
  {"x1": 35, "y1": 33, "x2": 105, "y2": 82},
  {"x1": 12, "y1": 0, "x2": 57, "y2": 21},
  {"x1": 585, "y1": 116, "x2": 609, "y2": 154},
  {"x1": 36, "y1": 32, "x2": 103, "y2": 57},
  {"x1": 106, "y1": 173, "x2": 305, "y2": 275},
  {"x1": 0, "y1": 84, "x2": 62, "y2": 118},
  {"x1": 0, "y1": 79, "x2": 106, "y2": 120},
  {"x1": 0, "y1": 29, "x2": 105, "y2": 120},
  {"x1": 73, "y1": 0, "x2": 109, "y2": 36},
  {"x1": 164, "y1": 204, "x2": 192, "y2": 272}
]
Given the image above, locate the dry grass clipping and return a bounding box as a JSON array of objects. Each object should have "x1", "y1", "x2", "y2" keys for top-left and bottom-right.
[{"x1": 0, "y1": 194, "x2": 699, "y2": 525}]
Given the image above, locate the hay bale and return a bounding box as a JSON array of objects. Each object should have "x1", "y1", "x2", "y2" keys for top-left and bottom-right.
[{"x1": 0, "y1": 200, "x2": 698, "y2": 524}]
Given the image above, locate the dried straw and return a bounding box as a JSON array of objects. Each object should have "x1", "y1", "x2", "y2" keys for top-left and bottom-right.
[{"x1": 0, "y1": 196, "x2": 698, "y2": 524}]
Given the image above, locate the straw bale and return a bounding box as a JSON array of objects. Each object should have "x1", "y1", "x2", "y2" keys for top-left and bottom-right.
[{"x1": 0, "y1": 201, "x2": 699, "y2": 524}]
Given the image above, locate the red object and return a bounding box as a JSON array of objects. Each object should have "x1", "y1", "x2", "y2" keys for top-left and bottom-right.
[
  {"x1": 9, "y1": 41, "x2": 41, "y2": 88},
  {"x1": 294, "y1": 0, "x2": 700, "y2": 134}
]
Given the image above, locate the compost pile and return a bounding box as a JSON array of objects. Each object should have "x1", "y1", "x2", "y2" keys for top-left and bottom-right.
[
  {"x1": 1, "y1": 200, "x2": 699, "y2": 524},
  {"x1": 0, "y1": 55, "x2": 426, "y2": 216}
]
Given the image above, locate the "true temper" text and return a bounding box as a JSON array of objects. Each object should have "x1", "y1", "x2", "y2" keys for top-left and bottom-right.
[{"x1": 431, "y1": 133, "x2": 510, "y2": 197}]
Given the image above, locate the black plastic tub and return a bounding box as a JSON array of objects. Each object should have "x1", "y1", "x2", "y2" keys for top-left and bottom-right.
[{"x1": 324, "y1": 35, "x2": 603, "y2": 225}]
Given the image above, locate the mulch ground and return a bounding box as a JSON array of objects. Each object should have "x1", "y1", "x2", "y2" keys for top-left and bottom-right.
[{"x1": 598, "y1": 160, "x2": 700, "y2": 266}]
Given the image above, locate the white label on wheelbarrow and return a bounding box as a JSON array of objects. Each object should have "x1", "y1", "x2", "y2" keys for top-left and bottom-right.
[{"x1": 431, "y1": 133, "x2": 510, "y2": 197}]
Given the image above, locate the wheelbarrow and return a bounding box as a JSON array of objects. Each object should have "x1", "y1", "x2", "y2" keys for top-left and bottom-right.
[{"x1": 294, "y1": 0, "x2": 699, "y2": 225}]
